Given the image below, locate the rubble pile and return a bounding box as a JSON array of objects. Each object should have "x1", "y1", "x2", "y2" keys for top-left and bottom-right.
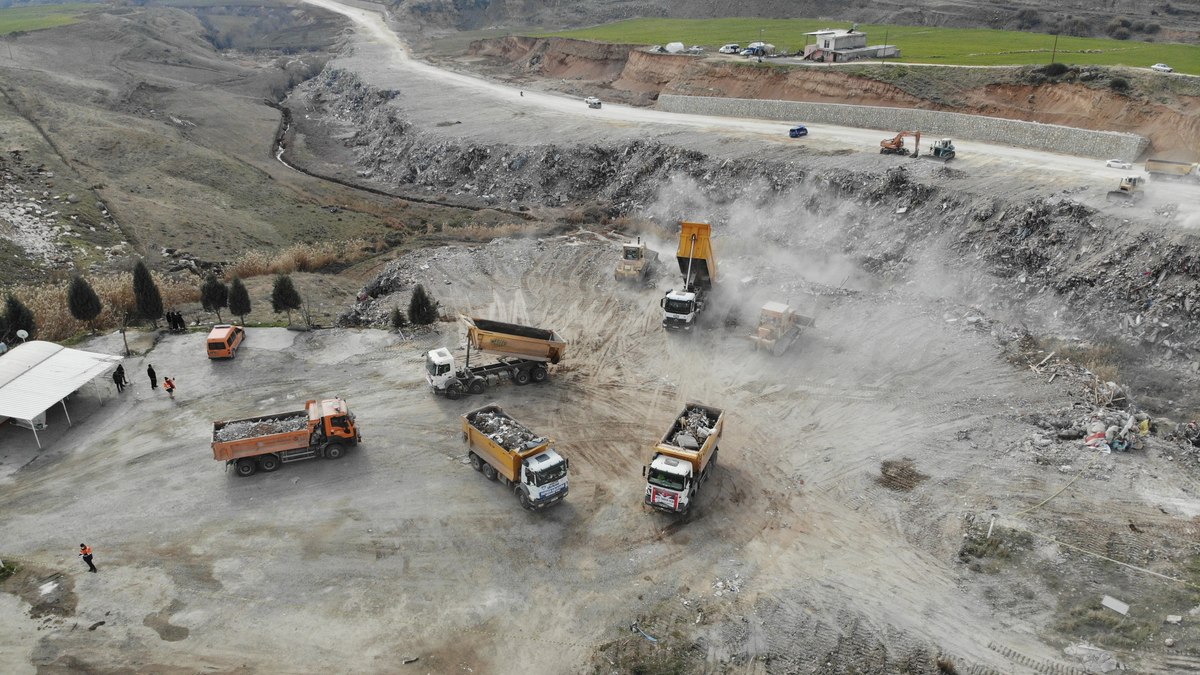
[
  {"x1": 470, "y1": 410, "x2": 546, "y2": 450},
  {"x1": 215, "y1": 416, "x2": 307, "y2": 442},
  {"x1": 672, "y1": 407, "x2": 717, "y2": 448}
]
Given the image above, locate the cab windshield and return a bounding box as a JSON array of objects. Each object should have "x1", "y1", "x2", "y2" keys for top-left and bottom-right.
[
  {"x1": 425, "y1": 357, "x2": 450, "y2": 377},
  {"x1": 647, "y1": 468, "x2": 686, "y2": 491},
  {"x1": 623, "y1": 247, "x2": 641, "y2": 260},
  {"x1": 664, "y1": 298, "x2": 693, "y2": 315},
  {"x1": 530, "y1": 462, "x2": 566, "y2": 486}
]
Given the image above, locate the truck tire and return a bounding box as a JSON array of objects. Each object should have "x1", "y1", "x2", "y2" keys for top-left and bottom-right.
[
  {"x1": 514, "y1": 369, "x2": 531, "y2": 386},
  {"x1": 258, "y1": 454, "x2": 281, "y2": 472},
  {"x1": 469, "y1": 453, "x2": 483, "y2": 472},
  {"x1": 517, "y1": 489, "x2": 533, "y2": 510},
  {"x1": 531, "y1": 364, "x2": 548, "y2": 383},
  {"x1": 236, "y1": 458, "x2": 256, "y2": 477},
  {"x1": 325, "y1": 443, "x2": 345, "y2": 460},
  {"x1": 482, "y1": 463, "x2": 498, "y2": 481},
  {"x1": 446, "y1": 382, "x2": 464, "y2": 400},
  {"x1": 468, "y1": 378, "x2": 486, "y2": 395}
]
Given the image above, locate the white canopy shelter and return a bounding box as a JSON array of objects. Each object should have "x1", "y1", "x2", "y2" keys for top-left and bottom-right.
[{"x1": 0, "y1": 340, "x2": 122, "y2": 448}]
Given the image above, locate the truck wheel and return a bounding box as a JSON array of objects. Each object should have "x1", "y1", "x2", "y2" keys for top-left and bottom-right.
[
  {"x1": 469, "y1": 453, "x2": 483, "y2": 472},
  {"x1": 258, "y1": 454, "x2": 281, "y2": 472},
  {"x1": 482, "y1": 463, "x2": 498, "y2": 481},
  {"x1": 531, "y1": 364, "x2": 548, "y2": 383},
  {"x1": 514, "y1": 369, "x2": 531, "y2": 385},
  {"x1": 468, "y1": 378, "x2": 486, "y2": 395},
  {"x1": 325, "y1": 443, "x2": 345, "y2": 460},
  {"x1": 446, "y1": 382, "x2": 464, "y2": 400},
  {"x1": 236, "y1": 459, "x2": 256, "y2": 477},
  {"x1": 518, "y1": 490, "x2": 533, "y2": 510}
]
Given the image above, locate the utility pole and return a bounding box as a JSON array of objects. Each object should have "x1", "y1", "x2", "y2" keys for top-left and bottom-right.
[
  {"x1": 1051, "y1": 33, "x2": 1059, "y2": 64},
  {"x1": 882, "y1": 29, "x2": 888, "y2": 65}
]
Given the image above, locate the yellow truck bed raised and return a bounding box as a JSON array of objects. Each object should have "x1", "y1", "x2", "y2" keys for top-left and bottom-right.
[{"x1": 466, "y1": 318, "x2": 567, "y2": 364}]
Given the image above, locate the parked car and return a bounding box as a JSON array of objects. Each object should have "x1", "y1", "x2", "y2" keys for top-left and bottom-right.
[
  {"x1": 687, "y1": 45, "x2": 705, "y2": 54},
  {"x1": 584, "y1": 96, "x2": 602, "y2": 109},
  {"x1": 1151, "y1": 63, "x2": 1174, "y2": 73},
  {"x1": 718, "y1": 43, "x2": 740, "y2": 54},
  {"x1": 1106, "y1": 159, "x2": 1133, "y2": 170},
  {"x1": 789, "y1": 125, "x2": 809, "y2": 138}
]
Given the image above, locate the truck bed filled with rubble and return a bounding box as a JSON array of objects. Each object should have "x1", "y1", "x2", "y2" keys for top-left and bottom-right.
[
  {"x1": 213, "y1": 412, "x2": 308, "y2": 442},
  {"x1": 666, "y1": 404, "x2": 720, "y2": 450},
  {"x1": 466, "y1": 407, "x2": 547, "y2": 451}
]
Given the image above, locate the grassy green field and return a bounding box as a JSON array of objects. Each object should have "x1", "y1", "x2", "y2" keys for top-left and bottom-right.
[
  {"x1": 0, "y1": 3, "x2": 91, "y2": 36},
  {"x1": 541, "y1": 18, "x2": 1200, "y2": 74}
]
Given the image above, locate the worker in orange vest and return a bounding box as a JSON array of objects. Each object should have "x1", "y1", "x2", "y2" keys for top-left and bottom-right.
[{"x1": 79, "y1": 543, "x2": 97, "y2": 573}]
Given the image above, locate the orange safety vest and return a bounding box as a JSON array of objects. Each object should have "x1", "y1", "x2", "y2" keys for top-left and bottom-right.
[{"x1": 81, "y1": 546, "x2": 92, "y2": 556}]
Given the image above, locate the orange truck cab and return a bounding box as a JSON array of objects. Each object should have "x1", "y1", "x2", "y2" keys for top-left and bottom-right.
[{"x1": 206, "y1": 325, "x2": 245, "y2": 359}]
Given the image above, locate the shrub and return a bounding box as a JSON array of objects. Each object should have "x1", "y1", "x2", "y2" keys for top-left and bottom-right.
[
  {"x1": 1040, "y1": 62, "x2": 1069, "y2": 77},
  {"x1": 1111, "y1": 27, "x2": 1131, "y2": 40},
  {"x1": 408, "y1": 284, "x2": 439, "y2": 325},
  {"x1": 389, "y1": 306, "x2": 407, "y2": 330},
  {"x1": 67, "y1": 276, "x2": 103, "y2": 327},
  {"x1": 132, "y1": 260, "x2": 164, "y2": 327},
  {"x1": 3, "y1": 295, "x2": 36, "y2": 342},
  {"x1": 1109, "y1": 77, "x2": 1131, "y2": 92},
  {"x1": 200, "y1": 273, "x2": 229, "y2": 322},
  {"x1": 228, "y1": 277, "x2": 251, "y2": 324},
  {"x1": 270, "y1": 274, "x2": 303, "y2": 323}
]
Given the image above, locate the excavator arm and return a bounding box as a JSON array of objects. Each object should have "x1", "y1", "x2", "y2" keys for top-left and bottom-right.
[{"x1": 880, "y1": 131, "x2": 921, "y2": 156}]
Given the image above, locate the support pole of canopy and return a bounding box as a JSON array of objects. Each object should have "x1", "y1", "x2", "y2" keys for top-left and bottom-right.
[
  {"x1": 31, "y1": 424, "x2": 41, "y2": 449},
  {"x1": 61, "y1": 399, "x2": 72, "y2": 426}
]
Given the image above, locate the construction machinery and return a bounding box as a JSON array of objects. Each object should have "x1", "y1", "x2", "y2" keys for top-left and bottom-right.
[
  {"x1": 425, "y1": 318, "x2": 566, "y2": 399},
  {"x1": 924, "y1": 138, "x2": 956, "y2": 161},
  {"x1": 748, "y1": 301, "x2": 815, "y2": 356},
  {"x1": 212, "y1": 398, "x2": 361, "y2": 477},
  {"x1": 880, "y1": 131, "x2": 921, "y2": 157},
  {"x1": 1107, "y1": 175, "x2": 1146, "y2": 204},
  {"x1": 614, "y1": 237, "x2": 658, "y2": 283},
  {"x1": 1145, "y1": 158, "x2": 1200, "y2": 182},
  {"x1": 643, "y1": 402, "x2": 724, "y2": 514},
  {"x1": 462, "y1": 404, "x2": 569, "y2": 510},
  {"x1": 661, "y1": 222, "x2": 718, "y2": 331}
]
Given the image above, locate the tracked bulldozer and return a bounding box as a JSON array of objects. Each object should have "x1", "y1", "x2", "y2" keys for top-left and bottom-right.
[{"x1": 1106, "y1": 175, "x2": 1145, "y2": 204}]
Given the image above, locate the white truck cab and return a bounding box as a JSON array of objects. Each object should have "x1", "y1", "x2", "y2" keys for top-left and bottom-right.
[
  {"x1": 522, "y1": 450, "x2": 570, "y2": 504},
  {"x1": 425, "y1": 347, "x2": 456, "y2": 390},
  {"x1": 645, "y1": 455, "x2": 693, "y2": 512},
  {"x1": 661, "y1": 289, "x2": 699, "y2": 330}
]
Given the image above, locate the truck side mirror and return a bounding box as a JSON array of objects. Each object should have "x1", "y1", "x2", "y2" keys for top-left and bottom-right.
[
  {"x1": 659, "y1": 298, "x2": 666, "y2": 309},
  {"x1": 642, "y1": 465, "x2": 647, "y2": 476},
  {"x1": 564, "y1": 458, "x2": 569, "y2": 470}
]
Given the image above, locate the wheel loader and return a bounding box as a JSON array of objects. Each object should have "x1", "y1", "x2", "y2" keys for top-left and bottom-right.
[
  {"x1": 614, "y1": 237, "x2": 659, "y2": 283},
  {"x1": 748, "y1": 301, "x2": 814, "y2": 356}
]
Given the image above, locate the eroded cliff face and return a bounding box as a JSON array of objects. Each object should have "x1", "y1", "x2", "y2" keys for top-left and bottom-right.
[{"x1": 466, "y1": 36, "x2": 1200, "y2": 157}]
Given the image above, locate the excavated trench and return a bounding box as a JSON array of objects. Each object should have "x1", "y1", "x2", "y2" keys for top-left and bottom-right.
[{"x1": 285, "y1": 68, "x2": 1200, "y2": 415}]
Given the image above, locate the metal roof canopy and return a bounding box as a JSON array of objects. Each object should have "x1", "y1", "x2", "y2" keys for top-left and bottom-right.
[{"x1": 0, "y1": 340, "x2": 122, "y2": 447}]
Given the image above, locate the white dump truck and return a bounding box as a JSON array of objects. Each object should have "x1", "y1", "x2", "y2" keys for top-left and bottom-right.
[
  {"x1": 462, "y1": 404, "x2": 569, "y2": 509},
  {"x1": 426, "y1": 318, "x2": 567, "y2": 399},
  {"x1": 643, "y1": 402, "x2": 724, "y2": 514}
]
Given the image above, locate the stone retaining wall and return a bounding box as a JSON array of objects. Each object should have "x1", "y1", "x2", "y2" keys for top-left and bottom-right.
[{"x1": 657, "y1": 94, "x2": 1148, "y2": 160}]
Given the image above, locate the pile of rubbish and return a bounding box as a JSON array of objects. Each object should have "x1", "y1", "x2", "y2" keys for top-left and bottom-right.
[
  {"x1": 214, "y1": 416, "x2": 307, "y2": 442},
  {"x1": 672, "y1": 407, "x2": 718, "y2": 449},
  {"x1": 470, "y1": 410, "x2": 546, "y2": 450}
]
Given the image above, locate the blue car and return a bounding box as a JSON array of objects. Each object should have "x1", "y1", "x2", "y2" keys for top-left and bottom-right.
[{"x1": 789, "y1": 125, "x2": 808, "y2": 138}]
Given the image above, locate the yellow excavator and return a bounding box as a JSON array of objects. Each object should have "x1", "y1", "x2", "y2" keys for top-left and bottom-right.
[{"x1": 880, "y1": 131, "x2": 921, "y2": 157}]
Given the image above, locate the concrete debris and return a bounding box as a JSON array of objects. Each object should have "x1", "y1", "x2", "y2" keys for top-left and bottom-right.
[
  {"x1": 469, "y1": 410, "x2": 546, "y2": 451},
  {"x1": 711, "y1": 574, "x2": 742, "y2": 597},
  {"x1": 1101, "y1": 595, "x2": 1129, "y2": 616},
  {"x1": 1165, "y1": 615, "x2": 1183, "y2": 624},
  {"x1": 673, "y1": 407, "x2": 717, "y2": 447},
  {"x1": 1064, "y1": 642, "x2": 1122, "y2": 673},
  {"x1": 215, "y1": 415, "x2": 307, "y2": 442}
]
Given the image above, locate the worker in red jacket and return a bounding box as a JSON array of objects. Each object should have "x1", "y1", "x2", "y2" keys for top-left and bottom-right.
[{"x1": 79, "y1": 543, "x2": 97, "y2": 573}]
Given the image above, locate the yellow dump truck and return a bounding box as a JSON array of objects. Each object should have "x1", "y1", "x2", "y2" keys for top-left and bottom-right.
[
  {"x1": 749, "y1": 301, "x2": 815, "y2": 356},
  {"x1": 1145, "y1": 158, "x2": 1200, "y2": 181},
  {"x1": 212, "y1": 398, "x2": 360, "y2": 477},
  {"x1": 426, "y1": 318, "x2": 567, "y2": 399},
  {"x1": 643, "y1": 402, "x2": 724, "y2": 514},
  {"x1": 615, "y1": 237, "x2": 659, "y2": 283},
  {"x1": 661, "y1": 222, "x2": 718, "y2": 330},
  {"x1": 462, "y1": 405, "x2": 569, "y2": 509}
]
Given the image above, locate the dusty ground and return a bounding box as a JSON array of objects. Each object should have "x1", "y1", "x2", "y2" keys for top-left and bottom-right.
[{"x1": 4, "y1": 1, "x2": 1200, "y2": 673}]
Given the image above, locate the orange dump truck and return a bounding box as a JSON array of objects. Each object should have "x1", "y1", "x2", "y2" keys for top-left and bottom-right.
[{"x1": 212, "y1": 398, "x2": 360, "y2": 477}]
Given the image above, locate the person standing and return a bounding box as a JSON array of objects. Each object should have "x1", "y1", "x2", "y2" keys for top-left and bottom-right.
[
  {"x1": 147, "y1": 364, "x2": 157, "y2": 390},
  {"x1": 79, "y1": 543, "x2": 97, "y2": 573},
  {"x1": 116, "y1": 364, "x2": 129, "y2": 386},
  {"x1": 112, "y1": 368, "x2": 124, "y2": 393},
  {"x1": 163, "y1": 377, "x2": 176, "y2": 400}
]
